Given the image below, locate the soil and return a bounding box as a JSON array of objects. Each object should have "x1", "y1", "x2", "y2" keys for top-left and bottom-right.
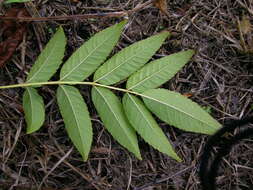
[{"x1": 0, "y1": 0, "x2": 253, "y2": 190}]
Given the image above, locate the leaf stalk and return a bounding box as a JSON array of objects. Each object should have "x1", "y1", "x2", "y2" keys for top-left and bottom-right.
[{"x1": 0, "y1": 81, "x2": 143, "y2": 96}]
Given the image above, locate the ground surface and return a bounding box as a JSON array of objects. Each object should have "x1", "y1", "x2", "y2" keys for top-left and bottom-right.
[{"x1": 0, "y1": 0, "x2": 253, "y2": 189}]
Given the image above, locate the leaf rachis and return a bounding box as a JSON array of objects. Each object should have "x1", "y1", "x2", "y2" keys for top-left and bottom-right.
[{"x1": 0, "y1": 21, "x2": 221, "y2": 161}]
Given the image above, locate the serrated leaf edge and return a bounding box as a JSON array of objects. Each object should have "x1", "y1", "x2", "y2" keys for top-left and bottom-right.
[
  {"x1": 124, "y1": 93, "x2": 181, "y2": 161},
  {"x1": 24, "y1": 87, "x2": 45, "y2": 134},
  {"x1": 94, "y1": 87, "x2": 141, "y2": 158},
  {"x1": 142, "y1": 90, "x2": 220, "y2": 131},
  {"x1": 58, "y1": 85, "x2": 88, "y2": 158},
  {"x1": 25, "y1": 88, "x2": 35, "y2": 132},
  {"x1": 60, "y1": 21, "x2": 126, "y2": 81},
  {"x1": 27, "y1": 27, "x2": 65, "y2": 83},
  {"x1": 128, "y1": 50, "x2": 194, "y2": 91},
  {"x1": 94, "y1": 51, "x2": 143, "y2": 83},
  {"x1": 94, "y1": 31, "x2": 170, "y2": 83}
]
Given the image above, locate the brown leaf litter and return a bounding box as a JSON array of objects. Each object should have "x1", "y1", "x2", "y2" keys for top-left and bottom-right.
[{"x1": 0, "y1": 8, "x2": 29, "y2": 68}]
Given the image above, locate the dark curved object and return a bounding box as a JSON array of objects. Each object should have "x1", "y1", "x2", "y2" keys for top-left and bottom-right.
[{"x1": 199, "y1": 116, "x2": 253, "y2": 190}]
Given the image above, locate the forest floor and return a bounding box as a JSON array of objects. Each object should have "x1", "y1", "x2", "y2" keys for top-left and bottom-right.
[{"x1": 0, "y1": 0, "x2": 253, "y2": 189}]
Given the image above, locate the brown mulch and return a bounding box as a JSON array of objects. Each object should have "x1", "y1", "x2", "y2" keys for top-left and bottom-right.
[{"x1": 0, "y1": 0, "x2": 253, "y2": 189}]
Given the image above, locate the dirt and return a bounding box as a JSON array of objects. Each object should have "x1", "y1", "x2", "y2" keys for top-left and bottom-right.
[{"x1": 0, "y1": 0, "x2": 253, "y2": 189}]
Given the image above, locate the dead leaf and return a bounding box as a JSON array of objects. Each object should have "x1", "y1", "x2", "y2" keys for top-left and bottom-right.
[
  {"x1": 153, "y1": 0, "x2": 169, "y2": 17},
  {"x1": 237, "y1": 15, "x2": 253, "y2": 54},
  {"x1": 239, "y1": 15, "x2": 251, "y2": 34},
  {"x1": 0, "y1": 8, "x2": 29, "y2": 68},
  {"x1": 91, "y1": 147, "x2": 114, "y2": 154},
  {"x1": 182, "y1": 93, "x2": 193, "y2": 98}
]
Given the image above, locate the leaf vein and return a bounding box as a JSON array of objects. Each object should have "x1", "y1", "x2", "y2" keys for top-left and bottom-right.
[
  {"x1": 95, "y1": 46, "x2": 144, "y2": 82},
  {"x1": 60, "y1": 32, "x2": 114, "y2": 81},
  {"x1": 142, "y1": 93, "x2": 215, "y2": 129},
  {"x1": 95, "y1": 87, "x2": 137, "y2": 149},
  {"x1": 27, "y1": 42, "x2": 59, "y2": 82},
  {"x1": 60, "y1": 86, "x2": 86, "y2": 151}
]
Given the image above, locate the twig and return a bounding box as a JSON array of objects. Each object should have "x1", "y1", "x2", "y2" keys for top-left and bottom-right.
[
  {"x1": 236, "y1": 0, "x2": 253, "y2": 15},
  {"x1": 0, "y1": 0, "x2": 156, "y2": 22},
  {"x1": 126, "y1": 154, "x2": 133, "y2": 190},
  {"x1": 135, "y1": 166, "x2": 193, "y2": 190},
  {"x1": 0, "y1": 12, "x2": 127, "y2": 22},
  {"x1": 38, "y1": 147, "x2": 73, "y2": 190}
]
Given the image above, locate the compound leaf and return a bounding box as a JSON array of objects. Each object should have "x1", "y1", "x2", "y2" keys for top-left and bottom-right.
[
  {"x1": 60, "y1": 20, "x2": 127, "y2": 81},
  {"x1": 94, "y1": 31, "x2": 170, "y2": 85},
  {"x1": 23, "y1": 87, "x2": 45, "y2": 134},
  {"x1": 127, "y1": 50, "x2": 194, "y2": 92},
  {"x1": 26, "y1": 27, "x2": 66, "y2": 83},
  {"x1": 57, "y1": 85, "x2": 92, "y2": 161},
  {"x1": 92, "y1": 87, "x2": 141, "y2": 159},
  {"x1": 123, "y1": 93, "x2": 181, "y2": 161},
  {"x1": 142, "y1": 89, "x2": 221, "y2": 134}
]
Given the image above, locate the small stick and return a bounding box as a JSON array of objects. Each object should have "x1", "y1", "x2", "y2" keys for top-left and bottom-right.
[
  {"x1": 236, "y1": 0, "x2": 253, "y2": 16},
  {"x1": 0, "y1": 12, "x2": 128, "y2": 22},
  {"x1": 0, "y1": 0, "x2": 156, "y2": 22}
]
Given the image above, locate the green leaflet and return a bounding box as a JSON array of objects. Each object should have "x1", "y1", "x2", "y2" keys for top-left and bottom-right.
[
  {"x1": 94, "y1": 31, "x2": 170, "y2": 85},
  {"x1": 23, "y1": 87, "x2": 45, "y2": 134},
  {"x1": 123, "y1": 93, "x2": 181, "y2": 161},
  {"x1": 57, "y1": 85, "x2": 92, "y2": 161},
  {"x1": 16, "y1": 22, "x2": 223, "y2": 162},
  {"x1": 127, "y1": 50, "x2": 194, "y2": 92},
  {"x1": 26, "y1": 27, "x2": 66, "y2": 83},
  {"x1": 92, "y1": 87, "x2": 141, "y2": 159},
  {"x1": 142, "y1": 89, "x2": 221, "y2": 134},
  {"x1": 60, "y1": 20, "x2": 127, "y2": 82}
]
